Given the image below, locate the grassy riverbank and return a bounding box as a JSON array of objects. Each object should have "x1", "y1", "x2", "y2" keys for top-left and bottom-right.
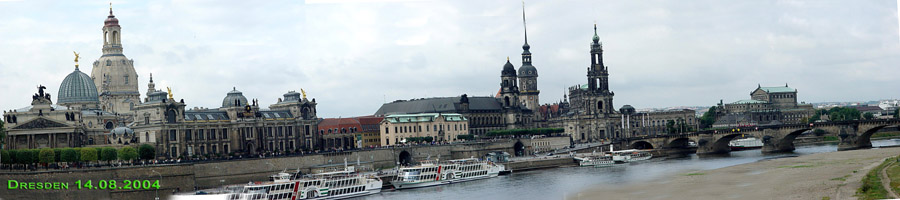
[
  {"x1": 575, "y1": 147, "x2": 900, "y2": 200},
  {"x1": 856, "y1": 157, "x2": 894, "y2": 199}
]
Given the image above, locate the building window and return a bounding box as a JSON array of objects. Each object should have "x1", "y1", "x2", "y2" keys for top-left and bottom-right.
[
  {"x1": 385, "y1": 127, "x2": 389, "y2": 134},
  {"x1": 224, "y1": 144, "x2": 230, "y2": 154},
  {"x1": 168, "y1": 130, "x2": 177, "y2": 141},
  {"x1": 209, "y1": 129, "x2": 216, "y2": 140},
  {"x1": 212, "y1": 145, "x2": 218, "y2": 154},
  {"x1": 170, "y1": 147, "x2": 177, "y2": 158},
  {"x1": 286, "y1": 126, "x2": 293, "y2": 137},
  {"x1": 145, "y1": 132, "x2": 150, "y2": 142},
  {"x1": 222, "y1": 129, "x2": 228, "y2": 139},
  {"x1": 185, "y1": 130, "x2": 192, "y2": 141},
  {"x1": 200, "y1": 145, "x2": 206, "y2": 155},
  {"x1": 198, "y1": 129, "x2": 205, "y2": 140}
]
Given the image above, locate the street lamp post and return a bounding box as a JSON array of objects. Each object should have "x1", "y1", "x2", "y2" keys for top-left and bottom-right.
[{"x1": 151, "y1": 170, "x2": 162, "y2": 200}]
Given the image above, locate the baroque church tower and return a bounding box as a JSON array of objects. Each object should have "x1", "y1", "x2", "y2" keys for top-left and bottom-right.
[
  {"x1": 586, "y1": 24, "x2": 614, "y2": 116},
  {"x1": 91, "y1": 5, "x2": 140, "y2": 116},
  {"x1": 517, "y1": 3, "x2": 540, "y2": 119}
]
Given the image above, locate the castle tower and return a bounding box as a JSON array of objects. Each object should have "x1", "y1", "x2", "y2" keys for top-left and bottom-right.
[
  {"x1": 91, "y1": 4, "x2": 140, "y2": 115},
  {"x1": 586, "y1": 24, "x2": 614, "y2": 115},
  {"x1": 500, "y1": 58, "x2": 520, "y2": 108},
  {"x1": 517, "y1": 2, "x2": 540, "y2": 119}
]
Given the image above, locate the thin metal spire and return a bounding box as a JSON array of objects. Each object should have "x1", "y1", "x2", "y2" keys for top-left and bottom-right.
[{"x1": 522, "y1": 0, "x2": 528, "y2": 44}]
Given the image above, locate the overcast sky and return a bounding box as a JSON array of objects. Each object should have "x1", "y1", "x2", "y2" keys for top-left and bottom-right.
[{"x1": 1, "y1": 0, "x2": 898, "y2": 118}]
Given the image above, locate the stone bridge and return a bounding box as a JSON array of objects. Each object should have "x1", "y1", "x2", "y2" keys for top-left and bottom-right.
[{"x1": 615, "y1": 119, "x2": 900, "y2": 155}]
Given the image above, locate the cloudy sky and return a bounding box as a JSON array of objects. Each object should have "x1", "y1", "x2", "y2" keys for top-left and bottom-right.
[{"x1": 1, "y1": 0, "x2": 898, "y2": 117}]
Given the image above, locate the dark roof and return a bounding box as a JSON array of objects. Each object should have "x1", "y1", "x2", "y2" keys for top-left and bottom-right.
[
  {"x1": 374, "y1": 96, "x2": 503, "y2": 116},
  {"x1": 502, "y1": 60, "x2": 517, "y2": 77},
  {"x1": 185, "y1": 110, "x2": 229, "y2": 121},
  {"x1": 260, "y1": 110, "x2": 293, "y2": 119}
]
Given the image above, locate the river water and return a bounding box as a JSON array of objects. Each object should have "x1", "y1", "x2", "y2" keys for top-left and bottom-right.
[{"x1": 356, "y1": 139, "x2": 900, "y2": 200}]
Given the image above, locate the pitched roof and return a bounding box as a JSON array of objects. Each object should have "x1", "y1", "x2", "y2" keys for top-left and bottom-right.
[
  {"x1": 732, "y1": 99, "x2": 767, "y2": 104},
  {"x1": 759, "y1": 86, "x2": 795, "y2": 93},
  {"x1": 384, "y1": 113, "x2": 467, "y2": 123},
  {"x1": 374, "y1": 96, "x2": 502, "y2": 116}
]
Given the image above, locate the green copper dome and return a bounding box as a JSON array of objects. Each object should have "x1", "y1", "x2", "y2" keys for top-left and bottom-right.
[{"x1": 58, "y1": 68, "x2": 100, "y2": 104}]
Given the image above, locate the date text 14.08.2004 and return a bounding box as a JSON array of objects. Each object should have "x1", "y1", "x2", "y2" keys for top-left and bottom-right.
[{"x1": 7, "y1": 180, "x2": 160, "y2": 190}]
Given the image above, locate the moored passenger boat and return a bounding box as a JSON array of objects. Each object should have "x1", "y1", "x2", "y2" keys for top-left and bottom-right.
[
  {"x1": 610, "y1": 149, "x2": 653, "y2": 163},
  {"x1": 392, "y1": 158, "x2": 505, "y2": 190},
  {"x1": 218, "y1": 166, "x2": 382, "y2": 200},
  {"x1": 575, "y1": 154, "x2": 615, "y2": 167}
]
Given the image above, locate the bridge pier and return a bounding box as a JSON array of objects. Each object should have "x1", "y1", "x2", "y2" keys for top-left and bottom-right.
[
  {"x1": 838, "y1": 133, "x2": 872, "y2": 151},
  {"x1": 761, "y1": 130, "x2": 797, "y2": 153},
  {"x1": 696, "y1": 135, "x2": 730, "y2": 155}
]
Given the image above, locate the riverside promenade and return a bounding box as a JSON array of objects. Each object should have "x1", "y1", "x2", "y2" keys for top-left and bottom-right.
[{"x1": 572, "y1": 147, "x2": 900, "y2": 200}]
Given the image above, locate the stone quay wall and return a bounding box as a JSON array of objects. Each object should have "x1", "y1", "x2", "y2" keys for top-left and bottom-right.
[{"x1": 0, "y1": 137, "x2": 570, "y2": 200}]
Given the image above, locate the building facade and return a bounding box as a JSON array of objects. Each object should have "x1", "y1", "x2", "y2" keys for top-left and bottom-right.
[
  {"x1": 91, "y1": 7, "x2": 141, "y2": 117},
  {"x1": 379, "y1": 113, "x2": 468, "y2": 146},
  {"x1": 4, "y1": 8, "x2": 321, "y2": 160},
  {"x1": 713, "y1": 84, "x2": 815, "y2": 127},
  {"x1": 541, "y1": 25, "x2": 698, "y2": 142}
]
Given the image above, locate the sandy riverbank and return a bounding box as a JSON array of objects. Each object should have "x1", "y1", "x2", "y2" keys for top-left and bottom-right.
[{"x1": 571, "y1": 147, "x2": 900, "y2": 200}]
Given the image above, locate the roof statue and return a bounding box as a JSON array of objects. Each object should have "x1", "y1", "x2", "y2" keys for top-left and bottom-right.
[
  {"x1": 167, "y1": 87, "x2": 173, "y2": 99},
  {"x1": 301, "y1": 88, "x2": 307, "y2": 99},
  {"x1": 73, "y1": 51, "x2": 80, "y2": 69}
]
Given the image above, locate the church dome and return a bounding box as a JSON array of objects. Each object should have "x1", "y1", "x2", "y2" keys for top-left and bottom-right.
[
  {"x1": 518, "y1": 64, "x2": 538, "y2": 77},
  {"x1": 104, "y1": 9, "x2": 119, "y2": 27},
  {"x1": 222, "y1": 87, "x2": 248, "y2": 108},
  {"x1": 58, "y1": 68, "x2": 100, "y2": 104},
  {"x1": 502, "y1": 59, "x2": 517, "y2": 77}
]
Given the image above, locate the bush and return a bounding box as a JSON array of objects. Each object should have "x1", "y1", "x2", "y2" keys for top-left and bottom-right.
[
  {"x1": 138, "y1": 144, "x2": 155, "y2": 160},
  {"x1": 60, "y1": 148, "x2": 78, "y2": 163},
  {"x1": 53, "y1": 148, "x2": 62, "y2": 163},
  {"x1": 30, "y1": 149, "x2": 40, "y2": 164},
  {"x1": 456, "y1": 134, "x2": 475, "y2": 140},
  {"x1": 38, "y1": 148, "x2": 55, "y2": 164},
  {"x1": 80, "y1": 148, "x2": 98, "y2": 163},
  {"x1": 16, "y1": 150, "x2": 32, "y2": 165},
  {"x1": 100, "y1": 147, "x2": 117, "y2": 164},
  {"x1": 1, "y1": 150, "x2": 10, "y2": 164},
  {"x1": 8, "y1": 149, "x2": 18, "y2": 164},
  {"x1": 118, "y1": 146, "x2": 138, "y2": 161}
]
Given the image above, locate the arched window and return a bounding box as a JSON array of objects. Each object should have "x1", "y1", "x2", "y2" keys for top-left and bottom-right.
[
  {"x1": 597, "y1": 101, "x2": 603, "y2": 110},
  {"x1": 504, "y1": 97, "x2": 510, "y2": 106},
  {"x1": 166, "y1": 109, "x2": 177, "y2": 123},
  {"x1": 111, "y1": 31, "x2": 118, "y2": 44}
]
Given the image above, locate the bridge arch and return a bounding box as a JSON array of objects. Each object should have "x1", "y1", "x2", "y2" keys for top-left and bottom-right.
[
  {"x1": 665, "y1": 138, "x2": 694, "y2": 149},
  {"x1": 398, "y1": 150, "x2": 412, "y2": 166},
  {"x1": 513, "y1": 141, "x2": 525, "y2": 156},
  {"x1": 630, "y1": 141, "x2": 654, "y2": 150}
]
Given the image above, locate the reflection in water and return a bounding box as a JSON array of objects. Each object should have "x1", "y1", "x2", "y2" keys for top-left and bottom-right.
[{"x1": 356, "y1": 139, "x2": 900, "y2": 200}]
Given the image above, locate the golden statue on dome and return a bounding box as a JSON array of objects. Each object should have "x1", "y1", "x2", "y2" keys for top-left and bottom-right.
[
  {"x1": 73, "y1": 51, "x2": 80, "y2": 68},
  {"x1": 167, "y1": 87, "x2": 173, "y2": 99},
  {"x1": 301, "y1": 88, "x2": 307, "y2": 99}
]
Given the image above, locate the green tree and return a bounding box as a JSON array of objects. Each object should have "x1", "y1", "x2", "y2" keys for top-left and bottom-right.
[
  {"x1": 699, "y1": 107, "x2": 717, "y2": 129},
  {"x1": 16, "y1": 150, "x2": 32, "y2": 165},
  {"x1": 80, "y1": 148, "x2": 98, "y2": 163},
  {"x1": 1, "y1": 150, "x2": 10, "y2": 165},
  {"x1": 863, "y1": 112, "x2": 875, "y2": 120},
  {"x1": 8, "y1": 149, "x2": 18, "y2": 165},
  {"x1": 118, "y1": 146, "x2": 138, "y2": 162},
  {"x1": 38, "y1": 148, "x2": 55, "y2": 165},
  {"x1": 53, "y1": 148, "x2": 62, "y2": 163},
  {"x1": 30, "y1": 149, "x2": 39, "y2": 164},
  {"x1": 100, "y1": 147, "x2": 117, "y2": 165},
  {"x1": 138, "y1": 144, "x2": 155, "y2": 160},
  {"x1": 60, "y1": 148, "x2": 78, "y2": 163},
  {"x1": 666, "y1": 120, "x2": 676, "y2": 133}
]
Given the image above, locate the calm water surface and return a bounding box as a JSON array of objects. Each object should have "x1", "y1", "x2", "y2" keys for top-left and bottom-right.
[{"x1": 355, "y1": 139, "x2": 900, "y2": 200}]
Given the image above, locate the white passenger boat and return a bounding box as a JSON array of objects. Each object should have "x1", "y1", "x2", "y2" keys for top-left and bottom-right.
[
  {"x1": 392, "y1": 158, "x2": 505, "y2": 190},
  {"x1": 729, "y1": 138, "x2": 763, "y2": 151},
  {"x1": 221, "y1": 166, "x2": 382, "y2": 200},
  {"x1": 574, "y1": 154, "x2": 615, "y2": 167},
  {"x1": 609, "y1": 149, "x2": 653, "y2": 163}
]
